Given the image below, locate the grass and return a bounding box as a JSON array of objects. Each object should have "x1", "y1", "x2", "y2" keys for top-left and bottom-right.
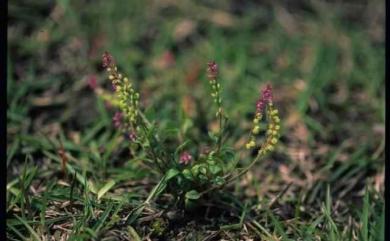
[{"x1": 7, "y1": 0, "x2": 384, "y2": 240}]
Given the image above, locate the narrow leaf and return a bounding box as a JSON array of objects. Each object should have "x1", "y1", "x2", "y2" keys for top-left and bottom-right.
[{"x1": 97, "y1": 180, "x2": 116, "y2": 200}]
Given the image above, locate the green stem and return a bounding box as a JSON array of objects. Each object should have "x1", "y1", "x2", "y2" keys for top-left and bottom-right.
[
  {"x1": 216, "y1": 112, "x2": 223, "y2": 153},
  {"x1": 135, "y1": 108, "x2": 170, "y2": 171},
  {"x1": 199, "y1": 153, "x2": 264, "y2": 197},
  {"x1": 139, "y1": 122, "x2": 167, "y2": 172},
  {"x1": 225, "y1": 153, "x2": 263, "y2": 183}
]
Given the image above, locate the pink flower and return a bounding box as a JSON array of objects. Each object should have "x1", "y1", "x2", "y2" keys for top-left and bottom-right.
[
  {"x1": 256, "y1": 84, "x2": 273, "y2": 114},
  {"x1": 102, "y1": 51, "x2": 114, "y2": 68},
  {"x1": 207, "y1": 61, "x2": 218, "y2": 80},
  {"x1": 262, "y1": 84, "x2": 273, "y2": 102},
  {"x1": 112, "y1": 112, "x2": 122, "y2": 129},
  {"x1": 179, "y1": 151, "x2": 193, "y2": 165},
  {"x1": 87, "y1": 74, "x2": 98, "y2": 90},
  {"x1": 125, "y1": 131, "x2": 137, "y2": 142}
]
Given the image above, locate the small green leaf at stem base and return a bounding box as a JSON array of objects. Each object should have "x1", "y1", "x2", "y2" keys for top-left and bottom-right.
[{"x1": 185, "y1": 190, "x2": 200, "y2": 200}]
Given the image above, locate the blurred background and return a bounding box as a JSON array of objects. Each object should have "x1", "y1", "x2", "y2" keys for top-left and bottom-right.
[{"x1": 7, "y1": 0, "x2": 385, "y2": 239}]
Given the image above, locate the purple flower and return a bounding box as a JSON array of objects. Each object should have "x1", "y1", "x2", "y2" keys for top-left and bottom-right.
[
  {"x1": 111, "y1": 83, "x2": 117, "y2": 91},
  {"x1": 179, "y1": 151, "x2": 193, "y2": 165},
  {"x1": 256, "y1": 84, "x2": 273, "y2": 114},
  {"x1": 262, "y1": 84, "x2": 273, "y2": 102},
  {"x1": 102, "y1": 51, "x2": 114, "y2": 68},
  {"x1": 125, "y1": 131, "x2": 137, "y2": 142},
  {"x1": 256, "y1": 100, "x2": 266, "y2": 113},
  {"x1": 207, "y1": 61, "x2": 218, "y2": 80},
  {"x1": 112, "y1": 112, "x2": 122, "y2": 129}
]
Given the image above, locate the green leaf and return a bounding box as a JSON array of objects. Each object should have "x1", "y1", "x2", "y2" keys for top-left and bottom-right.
[
  {"x1": 198, "y1": 174, "x2": 208, "y2": 182},
  {"x1": 149, "y1": 168, "x2": 180, "y2": 201},
  {"x1": 207, "y1": 160, "x2": 216, "y2": 165},
  {"x1": 97, "y1": 180, "x2": 116, "y2": 200},
  {"x1": 185, "y1": 190, "x2": 200, "y2": 200},
  {"x1": 199, "y1": 165, "x2": 208, "y2": 175},
  {"x1": 361, "y1": 187, "x2": 369, "y2": 241},
  {"x1": 208, "y1": 164, "x2": 222, "y2": 175},
  {"x1": 165, "y1": 168, "x2": 180, "y2": 181},
  {"x1": 191, "y1": 164, "x2": 200, "y2": 176},
  {"x1": 208, "y1": 131, "x2": 218, "y2": 143},
  {"x1": 128, "y1": 226, "x2": 142, "y2": 241},
  {"x1": 181, "y1": 118, "x2": 193, "y2": 135},
  {"x1": 214, "y1": 176, "x2": 225, "y2": 186},
  {"x1": 182, "y1": 169, "x2": 193, "y2": 180},
  {"x1": 174, "y1": 140, "x2": 191, "y2": 157},
  {"x1": 13, "y1": 215, "x2": 41, "y2": 241},
  {"x1": 221, "y1": 147, "x2": 236, "y2": 162}
]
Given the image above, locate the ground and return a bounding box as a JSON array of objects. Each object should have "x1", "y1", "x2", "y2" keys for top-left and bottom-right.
[{"x1": 7, "y1": 0, "x2": 385, "y2": 240}]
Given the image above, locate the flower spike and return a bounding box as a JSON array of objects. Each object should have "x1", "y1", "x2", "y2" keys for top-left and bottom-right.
[
  {"x1": 246, "y1": 84, "x2": 280, "y2": 154},
  {"x1": 207, "y1": 61, "x2": 223, "y2": 117},
  {"x1": 102, "y1": 51, "x2": 140, "y2": 128}
]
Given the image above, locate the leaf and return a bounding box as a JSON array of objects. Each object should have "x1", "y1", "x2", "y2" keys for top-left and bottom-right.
[
  {"x1": 165, "y1": 168, "x2": 180, "y2": 181},
  {"x1": 185, "y1": 190, "x2": 200, "y2": 200},
  {"x1": 207, "y1": 160, "x2": 216, "y2": 165},
  {"x1": 208, "y1": 164, "x2": 222, "y2": 175},
  {"x1": 97, "y1": 180, "x2": 116, "y2": 200},
  {"x1": 127, "y1": 205, "x2": 146, "y2": 225},
  {"x1": 128, "y1": 173, "x2": 171, "y2": 225},
  {"x1": 13, "y1": 215, "x2": 41, "y2": 241},
  {"x1": 88, "y1": 180, "x2": 98, "y2": 194},
  {"x1": 199, "y1": 165, "x2": 207, "y2": 175},
  {"x1": 191, "y1": 164, "x2": 200, "y2": 176},
  {"x1": 361, "y1": 187, "x2": 369, "y2": 241},
  {"x1": 43, "y1": 150, "x2": 98, "y2": 194},
  {"x1": 214, "y1": 176, "x2": 225, "y2": 186},
  {"x1": 182, "y1": 169, "x2": 193, "y2": 180},
  {"x1": 181, "y1": 118, "x2": 194, "y2": 134},
  {"x1": 174, "y1": 140, "x2": 191, "y2": 157},
  {"x1": 128, "y1": 226, "x2": 142, "y2": 241},
  {"x1": 153, "y1": 168, "x2": 180, "y2": 198},
  {"x1": 145, "y1": 175, "x2": 169, "y2": 203},
  {"x1": 221, "y1": 147, "x2": 236, "y2": 161},
  {"x1": 198, "y1": 174, "x2": 208, "y2": 182},
  {"x1": 208, "y1": 131, "x2": 218, "y2": 143}
]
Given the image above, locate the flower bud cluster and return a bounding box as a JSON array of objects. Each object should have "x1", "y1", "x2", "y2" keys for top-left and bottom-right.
[
  {"x1": 112, "y1": 112, "x2": 123, "y2": 129},
  {"x1": 258, "y1": 102, "x2": 280, "y2": 155},
  {"x1": 246, "y1": 84, "x2": 280, "y2": 154},
  {"x1": 179, "y1": 151, "x2": 193, "y2": 165},
  {"x1": 207, "y1": 61, "x2": 223, "y2": 116},
  {"x1": 102, "y1": 52, "x2": 140, "y2": 126}
]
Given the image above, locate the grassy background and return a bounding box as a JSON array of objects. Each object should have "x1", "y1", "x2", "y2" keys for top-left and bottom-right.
[{"x1": 7, "y1": 0, "x2": 384, "y2": 240}]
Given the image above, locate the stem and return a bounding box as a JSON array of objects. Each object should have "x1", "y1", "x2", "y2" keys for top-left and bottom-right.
[
  {"x1": 138, "y1": 110, "x2": 152, "y2": 129},
  {"x1": 216, "y1": 112, "x2": 223, "y2": 153},
  {"x1": 199, "y1": 153, "x2": 265, "y2": 197},
  {"x1": 225, "y1": 153, "x2": 263, "y2": 184},
  {"x1": 136, "y1": 108, "x2": 170, "y2": 171},
  {"x1": 138, "y1": 122, "x2": 167, "y2": 172}
]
